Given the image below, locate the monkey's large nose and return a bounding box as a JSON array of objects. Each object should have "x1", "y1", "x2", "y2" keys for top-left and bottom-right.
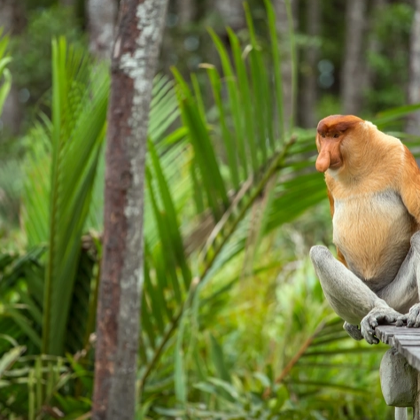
[{"x1": 315, "y1": 152, "x2": 331, "y2": 173}]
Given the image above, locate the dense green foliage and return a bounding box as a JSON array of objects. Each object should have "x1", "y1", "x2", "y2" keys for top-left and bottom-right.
[{"x1": 1, "y1": 1, "x2": 420, "y2": 419}]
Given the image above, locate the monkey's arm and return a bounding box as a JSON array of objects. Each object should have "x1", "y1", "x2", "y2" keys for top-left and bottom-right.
[
  {"x1": 327, "y1": 187, "x2": 347, "y2": 266},
  {"x1": 310, "y1": 246, "x2": 403, "y2": 344},
  {"x1": 327, "y1": 187, "x2": 359, "y2": 339},
  {"x1": 399, "y1": 146, "x2": 420, "y2": 224},
  {"x1": 398, "y1": 147, "x2": 420, "y2": 327}
]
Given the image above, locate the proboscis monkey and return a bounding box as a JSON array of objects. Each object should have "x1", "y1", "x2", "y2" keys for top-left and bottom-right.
[{"x1": 310, "y1": 115, "x2": 420, "y2": 344}]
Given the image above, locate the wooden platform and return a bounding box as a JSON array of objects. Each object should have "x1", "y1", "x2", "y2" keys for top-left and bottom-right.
[{"x1": 376, "y1": 325, "x2": 420, "y2": 371}]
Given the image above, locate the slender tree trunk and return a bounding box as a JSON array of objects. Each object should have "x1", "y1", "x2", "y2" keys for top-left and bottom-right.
[
  {"x1": 215, "y1": 0, "x2": 245, "y2": 30},
  {"x1": 406, "y1": 0, "x2": 420, "y2": 135},
  {"x1": 0, "y1": 0, "x2": 22, "y2": 135},
  {"x1": 86, "y1": 0, "x2": 118, "y2": 60},
  {"x1": 275, "y1": 0, "x2": 298, "y2": 130},
  {"x1": 0, "y1": 1, "x2": 15, "y2": 36},
  {"x1": 362, "y1": 0, "x2": 387, "y2": 96},
  {"x1": 177, "y1": 0, "x2": 195, "y2": 25},
  {"x1": 300, "y1": 0, "x2": 320, "y2": 128},
  {"x1": 92, "y1": 1, "x2": 168, "y2": 419},
  {"x1": 60, "y1": 0, "x2": 75, "y2": 7},
  {"x1": 341, "y1": 0, "x2": 367, "y2": 115},
  {"x1": 1, "y1": 0, "x2": 24, "y2": 31},
  {"x1": 1, "y1": 85, "x2": 20, "y2": 135}
]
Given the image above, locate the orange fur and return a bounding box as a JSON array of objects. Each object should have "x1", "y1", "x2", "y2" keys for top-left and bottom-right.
[
  {"x1": 400, "y1": 146, "x2": 420, "y2": 226},
  {"x1": 316, "y1": 115, "x2": 420, "y2": 286},
  {"x1": 317, "y1": 115, "x2": 363, "y2": 138}
]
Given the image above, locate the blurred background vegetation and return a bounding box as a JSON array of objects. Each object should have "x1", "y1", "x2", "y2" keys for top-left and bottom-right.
[{"x1": 0, "y1": 0, "x2": 419, "y2": 419}]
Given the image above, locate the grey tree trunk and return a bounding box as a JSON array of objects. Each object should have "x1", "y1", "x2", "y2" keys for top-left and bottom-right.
[
  {"x1": 274, "y1": 0, "x2": 298, "y2": 130},
  {"x1": 0, "y1": 0, "x2": 22, "y2": 135},
  {"x1": 300, "y1": 0, "x2": 320, "y2": 128},
  {"x1": 92, "y1": 0, "x2": 168, "y2": 419},
  {"x1": 86, "y1": 0, "x2": 118, "y2": 60},
  {"x1": 0, "y1": 1, "x2": 15, "y2": 36},
  {"x1": 177, "y1": 0, "x2": 195, "y2": 25},
  {"x1": 215, "y1": 0, "x2": 245, "y2": 30},
  {"x1": 60, "y1": 0, "x2": 75, "y2": 7},
  {"x1": 361, "y1": 0, "x2": 387, "y2": 95},
  {"x1": 341, "y1": 0, "x2": 367, "y2": 115},
  {"x1": 1, "y1": 85, "x2": 20, "y2": 135},
  {"x1": 406, "y1": 0, "x2": 420, "y2": 135}
]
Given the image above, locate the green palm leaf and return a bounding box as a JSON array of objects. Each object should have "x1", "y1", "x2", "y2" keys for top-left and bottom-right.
[
  {"x1": 18, "y1": 53, "x2": 181, "y2": 359},
  {"x1": 138, "y1": 2, "x2": 326, "y2": 398},
  {"x1": 42, "y1": 38, "x2": 109, "y2": 355},
  {"x1": 0, "y1": 29, "x2": 12, "y2": 115}
]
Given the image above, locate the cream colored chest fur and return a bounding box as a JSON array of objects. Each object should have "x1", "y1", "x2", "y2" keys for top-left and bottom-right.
[{"x1": 333, "y1": 190, "x2": 412, "y2": 289}]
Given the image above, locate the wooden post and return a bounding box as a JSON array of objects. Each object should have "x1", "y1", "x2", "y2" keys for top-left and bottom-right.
[
  {"x1": 376, "y1": 326, "x2": 420, "y2": 420},
  {"x1": 414, "y1": 372, "x2": 420, "y2": 420},
  {"x1": 395, "y1": 407, "x2": 407, "y2": 420}
]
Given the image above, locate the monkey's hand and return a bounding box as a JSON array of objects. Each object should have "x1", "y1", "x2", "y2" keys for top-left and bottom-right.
[
  {"x1": 399, "y1": 303, "x2": 420, "y2": 328},
  {"x1": 361, "y1": 307, "x2": 403, "y2": 345},
  {"x1": 343, "y1": 322, "x2": 363, "y2": 341}
]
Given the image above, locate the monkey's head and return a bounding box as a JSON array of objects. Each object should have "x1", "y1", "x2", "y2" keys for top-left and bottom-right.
[{"x1": 315, "y1": 115, "x2": 364, "y2": 173}]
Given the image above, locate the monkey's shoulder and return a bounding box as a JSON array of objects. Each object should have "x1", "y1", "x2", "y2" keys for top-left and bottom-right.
[
  {"x1": 324, "y1": 136, "x2": 415, "y2": 198},
  {"x1": 325, "y1": 167, "x2": 403, "y2": 200}
]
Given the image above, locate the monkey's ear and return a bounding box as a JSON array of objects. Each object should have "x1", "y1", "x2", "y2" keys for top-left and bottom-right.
[{"x1": 317, "y1": 115, "x2": 363, "y2": 136}]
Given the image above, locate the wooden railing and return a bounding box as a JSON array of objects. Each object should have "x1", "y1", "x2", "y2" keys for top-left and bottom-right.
[{"x1": 376, "y1": 326, "x2": 420, "y2": 420}]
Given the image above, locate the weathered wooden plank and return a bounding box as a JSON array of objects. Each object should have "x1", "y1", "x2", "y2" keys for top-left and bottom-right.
[
  {"x1": 375, "y1": 325, "x2": 420, "y2": 419},
  {"x1": 376, "y1": 326, "x2": 420, "y2": 336},
  {"x1": 376, "y1": 325, "x2": 420, "y2": 371},
  {"x1": 395, "y1": 339, "x2": 420, "y2": 346}
]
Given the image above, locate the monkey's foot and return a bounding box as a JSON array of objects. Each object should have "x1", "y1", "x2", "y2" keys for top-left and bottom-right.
[
  {"x1": 343, "y1": 322, "x2": 363, "y2": 341},
  {"x1": 402, "y1": 303, "x2": 420, "y2": 328},
  {"x1": 361, "y1": 307, "x2": 402, "y2": 345}
]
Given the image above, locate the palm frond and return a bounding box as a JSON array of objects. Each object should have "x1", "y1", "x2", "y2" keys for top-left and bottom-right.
[
  {"x1": 42, "y1": 38, "x2": 109, "y2": 355},
  {"x1": 138, "y1": 2, "x2": 327, "y2": 398},
  {"x1": 0, "y1": 29, "x2": 12, "y2": 115}
]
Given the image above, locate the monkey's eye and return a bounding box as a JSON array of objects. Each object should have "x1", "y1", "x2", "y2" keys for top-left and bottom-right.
[
  {"x1": 333, "y1": 133, "x2": 339, "y2": 138},
  {"x1": 322, "y1": 134, "x2": 325, "y2": 138}
]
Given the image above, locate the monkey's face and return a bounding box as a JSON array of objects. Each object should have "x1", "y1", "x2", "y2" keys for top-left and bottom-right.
[
  {"x1": 315, "y1": 115, "x2": 363, "y2": 173},
  {"x1": 315, "y1": 133, "x2": 344, "y2": 173}
]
